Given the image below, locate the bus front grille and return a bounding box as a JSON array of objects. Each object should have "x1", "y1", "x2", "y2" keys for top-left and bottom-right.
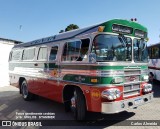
[
  {"x1": 123, "y1": 69, "x2": 141, "y2": 98},
  {"x1": 123, "y1": 84, "x2": 140, "y2": 98}
]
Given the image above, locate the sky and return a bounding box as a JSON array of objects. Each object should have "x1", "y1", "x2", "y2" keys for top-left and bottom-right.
[{"x1": 0, "y1": 0, "x2": 160, "y2": 45}]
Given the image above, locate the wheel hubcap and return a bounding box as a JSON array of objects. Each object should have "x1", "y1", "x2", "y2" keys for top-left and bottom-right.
[
  {"x1": 71, "y1": 91, "x2": 77, "y2": 113},
  {"x1": 71, "y1": 97, "x2": 76, "y2": 108},
  {"x1": 22, "y1": 84, "x2": 28, "y2": 98}
]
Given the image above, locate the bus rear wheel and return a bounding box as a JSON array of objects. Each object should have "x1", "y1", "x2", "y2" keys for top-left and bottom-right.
[
  {"x1": 21, "y1": 80, "x2": 34, "y2": 101},
  {"x1": 70, "y1": 87, "x2": 86, "y2": 121}
]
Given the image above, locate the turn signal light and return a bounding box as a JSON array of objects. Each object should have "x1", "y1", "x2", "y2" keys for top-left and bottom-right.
[{"x1": 98, "y1": 26, "x2": 105, "y2": 32}]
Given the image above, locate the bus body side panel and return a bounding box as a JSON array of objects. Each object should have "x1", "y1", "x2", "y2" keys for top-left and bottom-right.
[
  {"x1": 9, "y1": 74, "x2": 19, "y2": 88},
  {"x1": 148, "y1": 58, "x2": 160, "y2": 81},
  {"x1": 37, "y1": 79, "x2": 63, "y2": 103},
  {"x1": 9, "y1": 62, "x2": 19, "y2": 87},
  {"x1": 9, "y1": 61, "x2": 45, "y2": 95}
]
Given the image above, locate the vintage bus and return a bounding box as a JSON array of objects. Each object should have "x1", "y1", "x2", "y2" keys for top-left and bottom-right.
[
  {"x1": 9, "y1": 19, "x2": 153, "y2": 120},
  {"x1": 148, "y1": 43, "x2": 160, "y2": 81}
]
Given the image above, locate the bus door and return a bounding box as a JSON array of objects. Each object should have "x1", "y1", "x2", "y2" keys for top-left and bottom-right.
[
  {"x1": 40, "y1": 45, "x2": 60, "y2": 100},
  {"x1": 34, "y1": 46, "x2": 48, "y2": 95}
]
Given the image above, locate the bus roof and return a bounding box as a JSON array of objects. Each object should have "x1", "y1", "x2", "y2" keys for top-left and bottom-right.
[
  {"x1": 147, "y1": 42, "x2": 160, "y2": 47},
  {"x1": 14, "y1": 19, "x2": 147, "y2": 48}
]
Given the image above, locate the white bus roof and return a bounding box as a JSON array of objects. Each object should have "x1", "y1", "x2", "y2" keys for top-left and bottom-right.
[{"x1": 14, "y1": 23, "x2": 101, "y2": 48}]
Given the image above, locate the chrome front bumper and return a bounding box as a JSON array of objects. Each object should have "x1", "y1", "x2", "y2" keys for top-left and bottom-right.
[{"x1": 101, "y1": 92, "x2": 153, "y2": 114}]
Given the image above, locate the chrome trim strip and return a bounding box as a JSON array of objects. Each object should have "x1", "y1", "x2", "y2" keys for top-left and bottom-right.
[
  {"x1": 123, "y1": 81, "x2": 141, "y2": 85},
  {"x1": 123, "y1": 92, "x2": 140, "y2": 98},
  {"x1": 123, "y1": 74, "x2": 141, "y2": 76},
  {"x1": 60, "y1": 62, "x2": 148, "y2": 66},
  {"x1": 123, "y1": 88, "x2": 141, "y2": 93},
  {"x1": 61, "y1": 80, "x2": 124, "y2": 87},
  {"x1": 124, "y1": 67, "x2": 141, "y2": 69}
]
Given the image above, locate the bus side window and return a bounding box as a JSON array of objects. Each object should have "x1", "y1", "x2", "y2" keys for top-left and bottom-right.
[
  {"x1": 37, "y1": 47, "x2": 47, "y2": 60},
  {"x1": 11, "y1": 50, "x2": 22, "y2": 61},
  {"x1": 152, "y1": 47, "x2": 159, "y2": 59},
  {"x1": 22, "y1": 48, "x2": 35, "y2": 60},
  {"x1": 62, "y1": 41, "x2": 81, "y2": 62},
  {"x1": 77, "y1": 38, "x2": 90, "y2": 61},
  {"x1": 148, "y1": 48, "x2": 152, "y2": 59},
  {"x1": 49, "y1": 46, "x2": 58, "y2": 61}
]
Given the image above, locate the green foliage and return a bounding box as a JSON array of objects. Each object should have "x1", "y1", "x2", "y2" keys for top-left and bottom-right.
[
  {"x1": 65, "y1": 24, "x2": 79, "y2": 32},
  {"x1": 59, "y1": 24, "x2": 79, "y2": 33},
  {"x1": 59, "y1": 30, "x2": 64, "y2": 33}
]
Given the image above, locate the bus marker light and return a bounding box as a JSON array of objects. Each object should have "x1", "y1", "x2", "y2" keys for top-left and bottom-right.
[
  {"x1": 112, "y1": 77, "x2": 123, "y2": 84},
  {"x1": 143, "y1": 75, "x2": 149, "y2": 81},
  {"x1": 98, "y1": 26, "x2": 105, "y2": 32},
  {"x1": 50, "y1": 69, "x2": 58, "y2": 77},
  {"x1": 91, "y1": 79, "x2": 98, "y2": 83}
]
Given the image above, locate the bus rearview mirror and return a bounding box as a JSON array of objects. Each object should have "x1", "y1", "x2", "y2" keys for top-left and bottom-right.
[{"x1": 89, "y1": 53, "x2": 96, "y2": 63}]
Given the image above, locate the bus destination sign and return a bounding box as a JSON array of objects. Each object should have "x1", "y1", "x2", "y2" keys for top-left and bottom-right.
[
  {"x1": 112, "y1": 24, "x2": 133, "y2": 34},
  {"x1": 135, "y1": 29, "x2": 146, "y2": 38}
]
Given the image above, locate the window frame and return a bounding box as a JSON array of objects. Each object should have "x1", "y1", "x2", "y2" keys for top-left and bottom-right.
[
  {"x1": 37, "y1": 47, "x2": 48, "y2": 61},
  {"x1": 49, "y1": 45, "x2": 59, "y2": 61},
  {"x1": 148, "y1": 45, "x2": 160, "y2": 59},
  {"x1": 61, "y1": 39, "x2": 82, "y2": 62},
  {"x1": 9, "y1": 51, "x2": 13, "y2": 61},
  {"x1": 133, "y1": 38, "x2": 148, "y2": 63},
  {"x1": 10, "y1": 49, "x2": 23, "y2": 61},
  {"x1": 22, "y1": 47, "x2": 36, "y2": 61},
  {"x1": 61, "y1": 37, "x2": 91, "y2": 63},
  {"x1": 92, "y1": 34, "x2": 132, "y2": 62}
]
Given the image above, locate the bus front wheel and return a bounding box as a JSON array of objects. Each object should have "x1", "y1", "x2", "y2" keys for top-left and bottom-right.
[{"x1": 70, "y1": 87, "x2": 86, "y2": 121}]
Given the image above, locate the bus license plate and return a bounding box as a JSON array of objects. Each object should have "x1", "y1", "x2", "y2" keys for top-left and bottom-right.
[{"x1": 134, "y1": 98, "x2": 143, "y2": 105}]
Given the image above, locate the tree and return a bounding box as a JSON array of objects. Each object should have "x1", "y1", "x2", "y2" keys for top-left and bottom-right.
[
  {"x1": 59, "y1": 30, "x2": 64, "y2": 33},
  {"x1": 59, "y1": 24, "x2": 79, "y2": 33},
  {"x1": 65, "y1": 24, "x2": 79, "y2": 32}
]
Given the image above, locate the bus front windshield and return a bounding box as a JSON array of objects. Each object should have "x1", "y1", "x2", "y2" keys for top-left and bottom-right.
[
  {"x1": 92, "y1": 34, "x2": 132, "y2": 62},
  {"x1": 133, "y1": 39, "x2": 148, "y2": 63}
]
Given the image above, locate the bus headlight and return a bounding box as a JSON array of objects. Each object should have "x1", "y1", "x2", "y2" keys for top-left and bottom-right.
[
  {"x1": 142, "y1": 75, "x2": 149, "y2": 81},
  {"x1": 101, "y1": 88, "x2": 121, "y2": 100},
  {"x1": 143, "y1": 84, "x2": 152, "y2": 93},
  {"x1": 112, "y1": 77, "x2": 123, "y2": 84}
]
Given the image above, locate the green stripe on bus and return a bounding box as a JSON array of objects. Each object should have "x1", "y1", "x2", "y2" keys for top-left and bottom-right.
[{"x1": 63, "y1": 74, "x2": 122, "y2": 85}]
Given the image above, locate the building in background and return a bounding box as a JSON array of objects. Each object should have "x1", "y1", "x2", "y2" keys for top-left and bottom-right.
[{"x1": 0, "y1": 38, "x2": 22, "y2": 87}]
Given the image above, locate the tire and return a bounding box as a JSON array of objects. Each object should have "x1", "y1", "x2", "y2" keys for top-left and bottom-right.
[
  {"x1": 71, "y1": 87, "x2": 86, "y2": 121},
  {"x1": 64, "y1": 100, "x2": 71, "y2": 112},
  {"x1": 21, "y1": 80, "x2": 34, "y2": 101}
]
